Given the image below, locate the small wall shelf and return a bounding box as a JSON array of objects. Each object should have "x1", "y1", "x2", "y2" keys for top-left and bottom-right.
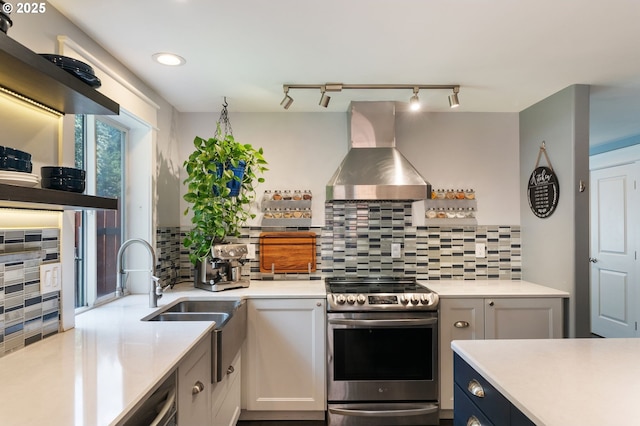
[
  {"x1": 0, "y1": 184, "x2": 118, "y2": 211},
  {"x1": 261, "y1": 190, "x2": 312, "y2": 227},
  {"x1": 0, "y1": 33, "x2": 119, "y2": 115}
]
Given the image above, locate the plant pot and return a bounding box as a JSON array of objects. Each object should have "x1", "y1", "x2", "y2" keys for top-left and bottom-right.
[{"x1": 214, "y1": 160, "x2": 246, "y2": 197}]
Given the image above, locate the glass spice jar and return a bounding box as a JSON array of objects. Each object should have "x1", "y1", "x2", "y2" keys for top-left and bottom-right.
[
  {"x1": 465, "y1": 189, "x2": 475, "y2": 200},
  {"x1": 446, "y1": 207, "x2": 457, "y2": 219},
  {"x1": 436, "y1": 189, "x2": 445, "y2": 199},
  {"x1": 456, "y1": 189, "x2": 465, "y2": 199},
  {"x1": 445, "y1": 189, "x2": 456, "y2": 199},
  {"x1": 426, "y1": 208, "x2": 437, "y2": 219}
]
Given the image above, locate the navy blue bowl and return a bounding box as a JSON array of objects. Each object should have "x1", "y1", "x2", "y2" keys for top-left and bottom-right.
[
  {"x1": 42, "y1": 177, "x2": 85, "y2": 193},
  {"x1": 39, "y1": 54, "x2": 95, "y2": 76},
  {"x1": 0, "y1": 157, "x2": 32, "y2": 173},
  {"x1": 0, "y1": 146, "x2": 31, "y2": 161},
  {"x1": 41, "y1": 166, "x2": 86, "y2": 180}
]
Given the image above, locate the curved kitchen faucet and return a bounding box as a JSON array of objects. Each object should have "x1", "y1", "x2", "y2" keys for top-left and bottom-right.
[{"x1": 116, "y1": 238, "x2": 168, "y2": 308}]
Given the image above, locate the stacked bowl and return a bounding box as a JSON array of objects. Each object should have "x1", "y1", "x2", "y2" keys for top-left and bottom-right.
[
  {"x1": 0, "y1": 1, "x2": 12, "y2": 34},
  {"x1": 41, "y1": 166, "x2": 86, "y2": 193},
  {"x1": 0, "y1": 146, "x2": 39, "y2": 187},
  {"x1": 39, "y1": 54, "x2": 102, "y2": 88}
]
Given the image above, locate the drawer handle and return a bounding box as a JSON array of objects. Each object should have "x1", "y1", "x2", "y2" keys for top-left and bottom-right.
[
  {"x1": 192, "y1": 380, "x2": 205, "y2": 395},
  {"x1": 454, "y1": 321, "x2": 470, "y2": 328},
  {"x1": 468, "y1": 379, "x2": 485, "y2": 398},
  {"x1": 467, "y1": 415, "x2": 482, "y2": 426},
  {"x1": 227, "y1": 365, "x2": 235, "y2": 375}
]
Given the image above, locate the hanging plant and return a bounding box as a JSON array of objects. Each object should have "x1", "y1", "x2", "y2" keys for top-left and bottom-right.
[{"x1": 182, "y1": 100, "x2": 268, "y2": 265}]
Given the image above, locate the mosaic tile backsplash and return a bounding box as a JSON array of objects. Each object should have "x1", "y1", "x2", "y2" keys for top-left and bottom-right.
[
  {"x1": 166, "y1": 201, "x2": 521, "y2": 283},
  {"x1": 0, "y1": 228, "x2": 60, "y2": 358}
]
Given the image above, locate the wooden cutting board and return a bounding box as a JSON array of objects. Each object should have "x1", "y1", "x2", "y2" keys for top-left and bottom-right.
[{"x1": 259, "y1": 231, "x2": 317, "y2": 273}]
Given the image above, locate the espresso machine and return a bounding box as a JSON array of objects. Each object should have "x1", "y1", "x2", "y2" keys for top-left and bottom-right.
[{"x1": 195, "y1": 243, "x2": 250, "y2": 292}]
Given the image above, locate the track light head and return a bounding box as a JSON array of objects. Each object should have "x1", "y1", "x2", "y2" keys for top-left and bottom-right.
[
  {"x1": 319, "y1": 91, "x2": 330, "y2": 108},
  {"x1": 409, "y1": 88, "x2": 420, "y2": 111},
  {"x1": 448, "y1": 87, "x2": 460, "y2": 108},
  {"x1": 280, "y1": 87, "x2": 293, "y2": 109}
]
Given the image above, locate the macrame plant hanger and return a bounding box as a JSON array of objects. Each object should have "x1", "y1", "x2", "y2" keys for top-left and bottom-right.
[{"x1": 218, "y1": 97, "x2": 233, "y2": 138}]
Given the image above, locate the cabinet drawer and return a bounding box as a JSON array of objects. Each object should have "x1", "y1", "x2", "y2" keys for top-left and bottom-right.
[
  {"x1": 454, "y1": 353, "x2": 509, "y2": 425},
  {"x1": 454, "y1": 384, "x2": 494, "y2": 426}
]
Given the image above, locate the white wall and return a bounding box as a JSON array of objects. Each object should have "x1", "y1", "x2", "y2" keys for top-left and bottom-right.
[
  {"x1": 397, "y1": 111, "x2": 520, "y2": 225},
  {"x1": 178, "y1": 110, "x2": 520, "y2": 227},
  {"x1": 178, "y1": 112, "x2": 348, "y2": 227}
]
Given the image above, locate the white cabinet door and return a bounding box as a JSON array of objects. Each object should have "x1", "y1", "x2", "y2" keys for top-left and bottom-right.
[
  {"x1": 590, "y1": 164, "x2": 638, "y2": 337},
  {"x1": 244, "y1": 298, "x2": 326, "y2": 412},
  {"x1": 178, "y1": 334, "x2": 211, "y2": 426},
  {"x1": 439, "y1": 298, "x2": 485, "y2": 411},
  {"x1": 212, "y1": 351, "x2": 241, "y2": 426},
  {"x1": 439, "y1": 296, "x2": 563, "y2": 418},
  {"x1": 484, "y1": 297, "x2": 563, "y2": 339}
]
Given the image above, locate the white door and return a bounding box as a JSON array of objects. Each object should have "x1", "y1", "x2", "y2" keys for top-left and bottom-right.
[{"x1": 590, "y1": 164, "x2": 638, "y2": 337}]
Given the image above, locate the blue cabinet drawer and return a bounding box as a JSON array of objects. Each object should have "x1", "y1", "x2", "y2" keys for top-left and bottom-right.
[
  {"x1": 454, "y1": 383, "x2": 494, "y2": 426},
  {"x1": 511, "y1": 404, "x2": 536, "y2": 426},
  {"x1": 454, "y1": 353, "x2": 510, "y2": 425}
]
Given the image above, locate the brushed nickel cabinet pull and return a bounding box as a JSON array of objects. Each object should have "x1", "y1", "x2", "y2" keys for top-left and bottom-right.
[
  {"x1": 467, "y1": 415, "x2": 482, "y2": 426},
  {"x1": 454, "y1": 321, "x2": 470, "y2": 328},
  {"x1": 192, "y1": 381, "x2": 205, "y2": 395},
  {"x1": 467, "y1": 379, "x2": 485, "y2": 398}
]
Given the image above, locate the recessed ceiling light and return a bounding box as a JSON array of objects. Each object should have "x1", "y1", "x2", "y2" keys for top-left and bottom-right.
[{"x1": 152, "y1": 52, "x2": 186, "y2": 66}]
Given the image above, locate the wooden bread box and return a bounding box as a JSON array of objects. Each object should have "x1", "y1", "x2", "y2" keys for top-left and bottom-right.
[{"x1": 259, "y1": 231, "x2": 317, "y2": 273}]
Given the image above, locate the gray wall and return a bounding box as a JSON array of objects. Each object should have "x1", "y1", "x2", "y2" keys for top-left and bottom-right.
[{"x1": 519, "y1": 85, "x2": 591, "y2": 338}]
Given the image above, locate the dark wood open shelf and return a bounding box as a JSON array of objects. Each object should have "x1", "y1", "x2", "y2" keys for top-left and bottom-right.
[
  {"x1": 0, "y1": 33, "x2": 119, "y2": 115},
  {"x1": 0, "y1": 183, "x2": 118, "y2": 210}
]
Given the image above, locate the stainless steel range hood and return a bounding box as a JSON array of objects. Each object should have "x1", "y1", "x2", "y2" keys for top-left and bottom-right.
[{"x1": 326, "y1": 101, "x2": 431, "y2": 201}]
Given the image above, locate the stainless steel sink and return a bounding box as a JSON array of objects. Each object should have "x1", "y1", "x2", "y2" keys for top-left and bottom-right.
[
  {"x1": 164, "y1": 300, "x2": 242, "y2": 315},
  {"x1": 142, "y1": 298, "x2": 247, "y2": 382},
  {"x1": 146, "y1": 312, "x2": 230, "y2": 323}
]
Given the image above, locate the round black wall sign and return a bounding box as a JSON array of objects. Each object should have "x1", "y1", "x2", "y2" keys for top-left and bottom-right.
[{"x1": 527, "y1": 166, "x2": 559, "y2": 218}]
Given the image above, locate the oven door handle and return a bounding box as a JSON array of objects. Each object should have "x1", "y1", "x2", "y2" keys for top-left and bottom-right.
[
  {"x1": 328, "y1": 318, "x2": 437, "y2": 327},
  {"x1": 329, "y1": 404, "x2": 439, "y2": 417}
]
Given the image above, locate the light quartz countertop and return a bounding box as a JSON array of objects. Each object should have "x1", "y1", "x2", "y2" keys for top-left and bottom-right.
[
  {"x1": 0, "y1": 280, "x2": 324, "y2": 426},
  {"x1": 452, "y1": 338, "x2": 640, "y2": 425},
  {"x1": 421, "y1": 279, "x2": 570, "y2": 298},
  {"x1": 0, "y1": 278, "x2": 567, "y2": 425}
]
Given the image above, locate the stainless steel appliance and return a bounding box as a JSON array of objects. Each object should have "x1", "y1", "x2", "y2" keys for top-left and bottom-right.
[
  {"x1": 119, "y1": 372, "x2": 177, "y2": 426},
  {"x1": 326, "y1": 277, "x2": 440, "y2": 426},
  {"x1": 326, "y1": 101, "x2": 431, "y2": 201},
  {"x1": 195, "y1": 244, "x2": 250, "y2": 292}
]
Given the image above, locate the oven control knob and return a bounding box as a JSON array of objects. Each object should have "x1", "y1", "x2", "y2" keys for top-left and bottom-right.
[
  {"x1": 400, "y1": 295, "x2": 410, "y2": 305},
  {"x1": 335, "y1": 294, "x2": 346, "y2": 305},
  {"x1": 420, "y1": 294, "x2": 432, "y2": 305},
  {"x1": 346, "y1": 295, "x2": 357, "y2": 305},
  {"x1": 356, "y1": 294, "x2": 366, "y2": 305},
  {"x1": 410, "y1": 294, "x2": 420, "y2": 305}
]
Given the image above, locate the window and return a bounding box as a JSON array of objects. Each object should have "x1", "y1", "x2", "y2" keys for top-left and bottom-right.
[{"x1": 75, "y1": 115, "x2": 126, "y2": 308}]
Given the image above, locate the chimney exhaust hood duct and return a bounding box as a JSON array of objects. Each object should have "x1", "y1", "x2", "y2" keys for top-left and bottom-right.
[{"x1": 326, "y1": 101, "x2": 431, "y2": 201}]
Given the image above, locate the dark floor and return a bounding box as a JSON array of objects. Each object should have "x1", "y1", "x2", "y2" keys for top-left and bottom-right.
[{"x1": 238, "y1": 420, "x2": 453, "y2": 426}]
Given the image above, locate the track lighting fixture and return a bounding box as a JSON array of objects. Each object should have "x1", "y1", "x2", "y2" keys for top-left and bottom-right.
[
  {"x1": 280, "y1": 87, "x2": 293, "y2": 109},
  {"x1": 409, "y1": 88, "x2": 420, "y2": 111},
  {"x1": 319, "y1": 87, "x2": 330, "y2": 108},
  {"x1": 448, "y1": 87, "x2": 460, "y2": 108},
  {"x1": 280, "y1": 83, "x2": 460, "y2": 110}
]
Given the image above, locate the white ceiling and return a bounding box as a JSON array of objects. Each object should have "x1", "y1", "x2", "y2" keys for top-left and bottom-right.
[{"x1": 47, "y1": 0, "x2": 640, "y2": 146}]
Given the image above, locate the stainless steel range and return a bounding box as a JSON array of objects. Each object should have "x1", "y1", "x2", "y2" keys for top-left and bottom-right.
[{"x1": 326, "y1": 277, "x2": 440, "y2": 426}]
